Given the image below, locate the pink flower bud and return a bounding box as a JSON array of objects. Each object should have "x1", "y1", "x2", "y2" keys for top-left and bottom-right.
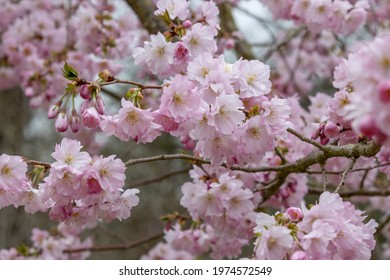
[
  {"x1": 225, "y1": 38, "x2": 235, "y2": 50},
  {"x1": 183, "y1": 20, "x2": 192, "y2": 29},
  {"x1": 55, "y1": 112, "x2": 68, "y2": 132},
  {"x1": 48, "y1": 103, "x2": 61, "y2": 119},
  {"x1": 324, "y1": 122, "x2": 339, "y2": 138},
  {"x1": 285, "y1": 207, "x2": 303, "y2": 222},
  {"x1": 291, "y1": 251, "x2": 308, "y2": 260},
  {"x1": 69, "y1": 112, "x2": 81, "y2": 133},
  {"x1": 82, "y1": 107, "x2": 100, "y2": 128},
  {"x1": 174, "y1": 42, "x2": 189, "y2": 64},
  {"x1": 80, "y1": 99, "x2": 92, "y2": 114},
  {"x1": 79, "y1": 84, "x2": 92, "y2": 99},
  {"x1": 95, "y1": 95, "x2": 105, "y2": 115},
  {"x1": 378, "y1": 80, "x2": 390, "y2": 103}
]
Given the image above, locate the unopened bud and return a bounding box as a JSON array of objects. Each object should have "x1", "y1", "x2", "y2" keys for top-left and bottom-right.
[
  {"x1": 95, "y1": 95, "x2": 105, "y2": 115},
  {"x1": 55, "y1": 112, "x2": 69, "y2": 132},
  {"x1": 48, "y1": 102, "x2": 61, "y2": 119},
  {"x1": 79, "y1": 84, "x2": 92, "y2": 99},
  {"x1": 98, "y1": 69, "x2": 112, "y2": 82},
  {"x1": 183, "y1": 20, "x2": 192, "y2": 29},
  {"x1": 69, "y1": 111, "x2": 81, "y2": 133},
  {"x1": 82, "y1": 107, "x2": 100, "y2": 128},
  {"x1": 285, "y1": 207, "x2": 303, "y2": 222},
  {"x1": 324, "y1": 122, "x2": 339, "y2": 139}
]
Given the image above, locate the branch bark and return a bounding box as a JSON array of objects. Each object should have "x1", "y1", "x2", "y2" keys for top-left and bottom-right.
[
  {"x1": 124, "y1": 0, "x2": 167, "y2": 34},
  {"x1": 218, "y1": 3, "x2": 256, "y2": 60}
]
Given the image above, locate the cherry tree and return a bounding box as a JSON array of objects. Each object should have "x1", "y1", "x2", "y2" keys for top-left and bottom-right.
[{"x1": 1, "y1": 0, "x2": 390, "y2": 260}]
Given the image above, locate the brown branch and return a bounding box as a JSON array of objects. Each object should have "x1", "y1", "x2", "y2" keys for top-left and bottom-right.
[
  {"x1": 287, "y1": 128, "x2": 325, "y2": 151},
  {"x1": 64, "y1": 233, "x2": 163, "y2": 253},
  {"x1": 100, "y1": 79, "x2": 163, "y2": 90},
  {"x1": 124, "y1": 0, "x2": 167, "y2": 34},
  {"x1": 22, "y1": 158, "x2": 51, "y2": 169},
  {"x1": 128, "y1": 167, "x2": 191, "y2": 188},
  {"x1": 218, "y1": 3, "x2": 256, "y2": 60},
  {"x1": 309, "y1": 189, "x2": 390, "y2": 198},
  {"x1": 125, "y1": 154, "x2": 211, "y2": 167}
]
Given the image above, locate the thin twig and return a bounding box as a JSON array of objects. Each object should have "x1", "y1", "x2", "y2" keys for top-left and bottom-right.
[
  {"x1": 125, "y1": 154, "x2": 210, "y2": 167},
  {"x1": 22, "y1": 158, "x2": 51, "y2": 169},
  {"x1": 128, "y1": 167, "x2": 191, "y2": 188},
  {"x1": 320, "y1": 162, "x2": 327, "y2": 191},
  {"x1": 335, "y1": 157, "x2": 358, "y2": 193},
  {"x1": 309, "y1": 189, "x2": 390, "y2": 198},
  {"x1": 64, "y1": 233, "x2": 163, "y2": 253},
  {"x1": 287, "y1": 128, "x2": 325, "y2": 151},
  {"x1": 100, "y1": 79, "x2": 163, "y2": 90}
]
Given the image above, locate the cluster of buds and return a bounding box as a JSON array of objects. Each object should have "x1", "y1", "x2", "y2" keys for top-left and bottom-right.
[{"x1": 48, "y1": 63, "x2": 107, "y2": 133}]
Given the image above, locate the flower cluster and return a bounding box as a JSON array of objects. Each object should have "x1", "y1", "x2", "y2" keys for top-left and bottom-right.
[
  {"x1": 0, "y1": 139, "x2": 139, "y2": 228},
  {"x1": 0, "y1": 0, "x2": 140, "y2": 107},
  {"x1": 261, "y1": 0, "x2": 368, "y2": 34},
  {"x1": 0, "y1": 224, "x2": 91, "y2": 260},
  {"x1": 253, "y1": 192, "x2": 377, "y2": 259},
  {"x1": 40, "y1": 138, "x2": 139, "y2": 227},
  {"x1": 331, "y1": 34, "x2": 390, "y2": 146}
]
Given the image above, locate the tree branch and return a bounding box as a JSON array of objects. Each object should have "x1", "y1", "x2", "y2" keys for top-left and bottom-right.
[
  {"x1": 64, "y1": 233, "x2": 163, "y2": 253},
  {"x1": 123, "y1": 0, "x2": 167, "y2": 34},
  {"x1": 218, "y1": 3, "x2": 256, "y2": 60}
]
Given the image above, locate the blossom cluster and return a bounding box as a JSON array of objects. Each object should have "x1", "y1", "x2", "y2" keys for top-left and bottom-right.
[
  {"x1": 331, "y1": 34, "x2": 390, "y2": 147},
  {"x1": 0, "y1": 138, "x2": 140, "y2": 228},
  {"x1": 261, "y1": 0, "x2": 368, "y2": 34},
  {"x1": 0, "y1": 0, "x2": 141, "y2": 107},
  {"x1": 254, "y1": 191, "x2": 377, "y2": 259},
  {"x1": 0, "y1": 224, "x2": 91, "y2": 260}
]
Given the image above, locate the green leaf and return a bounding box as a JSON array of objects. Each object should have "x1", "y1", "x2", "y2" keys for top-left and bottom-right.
[{"x1": 62, "y1": 61, "x2": 79, "y2": 81}]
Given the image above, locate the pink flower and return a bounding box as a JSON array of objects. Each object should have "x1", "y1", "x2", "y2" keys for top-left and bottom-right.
[
  {"x1": 136, "y1": 32, "x2": 176, "y2": 75},
  {"x1": 90, "y1": 155, "x2": 126, "y2": 192},
  {"x1": 182, "y1": 23, "x2": 217, "y2": 58},
  {"x1": 155, "y1": 0, "x2": 190, "y2": 20},
  {"x1": 255, "y1": 226, "x2": 294, "y2": 260},
  {"x1": 51, "y1": 138, "x2": 91, "y2": 175},
  {"x1": 116, "y1": 99, "x2": 162, "y2": 143},
  {"x1": 159, "y1": 75, "x2": 200, "y2": 122},
  {"x1": 0, "y1": 154, "x2": 27, "y2": 191},
  {"x1": 208, "y1": 93, "x2": 245, "y2": 135},
  {"x1": 237, "y1": 60, "x2": 271, "y2": 98}
]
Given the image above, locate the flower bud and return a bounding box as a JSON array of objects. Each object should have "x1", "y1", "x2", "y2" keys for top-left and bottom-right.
[
  {"x1": 324, "y1": 121, "x2": 339, "y2": 139},
  {"x1": 69, "y1": 111, "x2": 81, "y2": 133},
  {"x1": 82, "y1": 107, "x2": 100, "y2": 128},
  {"x1": 95, "y1": 95, "x2": 105, "y2": 115},
  {"x1": 79, "y1": 84, "x2": 92, "y2": 100},
  {"x1": 285, "y1": 207, "x2": 303, "y2": 222},
  {"x1": 48, "y1": 102, "x2": 61, "y2": 119},
  {"x1": 225, "y1": 38, "x2": 236, "y2": 50},
  {"x1": 55, "y1": 112, "x2": 68, "y2": 132},
  {"x1": 183, "y1": 20, "x2": 192, "y2": 29}
]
